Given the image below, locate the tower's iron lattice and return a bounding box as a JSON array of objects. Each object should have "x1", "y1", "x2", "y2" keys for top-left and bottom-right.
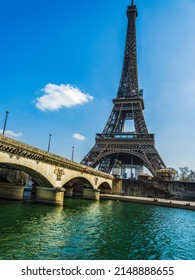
[{"x1": 81, "y1": 1, "x2": 166, "y2": 177}]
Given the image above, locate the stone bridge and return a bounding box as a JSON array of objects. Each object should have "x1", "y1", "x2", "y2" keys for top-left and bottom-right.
[{"x1": 0, "y1": 135, "x2": 121, "y2": 205}]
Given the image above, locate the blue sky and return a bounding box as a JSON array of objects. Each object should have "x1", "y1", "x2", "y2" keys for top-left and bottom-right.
[{"x1": 0, "y1": 0, "x2": 195, "y2": 172}]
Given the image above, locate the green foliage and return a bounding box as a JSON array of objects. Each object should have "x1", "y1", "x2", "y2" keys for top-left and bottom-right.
[{"x1": 178, "y1": 167, "x2": 195, "y2": 181}]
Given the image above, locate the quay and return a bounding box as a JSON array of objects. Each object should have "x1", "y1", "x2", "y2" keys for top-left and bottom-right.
[
  {"x1": 1, "y1": 135, "x2": 195, "y2": 209},
  {"x1": 100, "y1": 194, "x2": 195, "y2": 211}
]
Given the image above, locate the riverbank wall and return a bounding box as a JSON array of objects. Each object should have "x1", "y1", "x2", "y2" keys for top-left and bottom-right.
[
  {"x1": 100, "y1": 194, "x2": 195, "y2": 211},
  {"x1": 122, "y1": 179, "x2": 195, "y2": 201}
]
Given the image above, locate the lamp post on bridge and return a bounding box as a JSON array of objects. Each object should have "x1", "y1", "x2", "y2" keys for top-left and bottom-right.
[
  {"x1": 71, "y1": 146, "x2": 74, "y2": 161},
  {"x1": 47, "y1": 134, "x2": 52, "y2": 152},
  {"x1": 2, "y1": 111, "x2": 9, "y2": 136}
]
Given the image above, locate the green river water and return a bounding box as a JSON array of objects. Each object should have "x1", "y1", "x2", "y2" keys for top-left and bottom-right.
[{"x1": 0, "y1": 199, "x2": 194, "y2": 260}]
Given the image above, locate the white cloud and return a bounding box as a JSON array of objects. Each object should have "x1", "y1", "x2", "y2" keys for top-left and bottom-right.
[
  {"x1": 0, "y1": 130, "x2": 23, "y2": 138},
  {"x1": 35, "y1": 83, "x2": 94, "y2": 111},
  {"x1": 73, "y1": 133, "x2": 86, "y2": 141}
]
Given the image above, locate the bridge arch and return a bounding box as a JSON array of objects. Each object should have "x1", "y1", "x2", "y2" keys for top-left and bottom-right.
[
  {"x1": 62, "y1": 177, "x2": 94, "y2": 198},
  {"x1": 0, "y1": 155, "x2": 56, "y2": 187},
  {"x1": 63, "y1": 177, "x2": 94, "y2": 188},
  {"x1": 98, "y1": 181, "x2": 112, "y2": 194},
  {"x1": 60, "y1": 170, "x2": 113, "y2": 190},
  {"x1": 0, "y1": 162, "x2": 52, "y2": 187}
]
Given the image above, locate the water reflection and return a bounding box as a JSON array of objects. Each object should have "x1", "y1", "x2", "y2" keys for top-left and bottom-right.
[{"x1": 0, "y1": 199, "x2": 194, "y2": 260}]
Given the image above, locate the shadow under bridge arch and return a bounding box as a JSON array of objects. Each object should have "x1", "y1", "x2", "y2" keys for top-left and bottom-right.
[
  {"x1": 63, "y1": 177, "x2": 94, "y2": 198},
  {"x1": 98, "y1": 181, "x2": 112, "y2": 194},
  {"x1": 0, "y1": 162, "x2": 53, "y2": 187}
]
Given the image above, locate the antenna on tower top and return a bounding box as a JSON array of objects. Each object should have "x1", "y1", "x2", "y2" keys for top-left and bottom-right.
[{"x1": 131, "y1": 0, "x2": 134, "y2": 5}]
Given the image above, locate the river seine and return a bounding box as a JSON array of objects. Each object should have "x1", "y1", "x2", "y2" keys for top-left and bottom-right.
[{"x1": 0, "y1": 199, "x2": 194, "y2": 260}]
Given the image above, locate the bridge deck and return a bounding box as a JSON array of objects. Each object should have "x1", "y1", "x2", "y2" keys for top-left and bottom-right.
[{"x1": 0, "y1": 135, "x2": 113, "y2": 180}]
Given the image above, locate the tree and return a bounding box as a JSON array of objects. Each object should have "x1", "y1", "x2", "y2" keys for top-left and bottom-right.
[
  {"x1": 179, "y1": 167, "x2": 189, "y2": 181},
  {"x1": 178, "y1": 167, "x2": 195, "y2": 181},
  {"x1": 187, "y1": 170, "x2": 195, "y2": 182}
]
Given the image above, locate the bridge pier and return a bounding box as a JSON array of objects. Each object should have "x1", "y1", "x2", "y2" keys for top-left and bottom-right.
[
  {"x1": 0, "y1": 183, "x2": 24, "y2": 200},
  {"x1": 35, "y1": 187, "x2": 65, "y2": 206},
  {"x1": 112, "y1": 178, "x2": 123, "y2": 194},
  {"x1": 82, "y1": 188, "x2": 100, "y2": 200}
]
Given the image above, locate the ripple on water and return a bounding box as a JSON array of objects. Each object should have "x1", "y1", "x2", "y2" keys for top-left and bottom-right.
[{"x1": 0, "y1": 199, "x2": 194, "y2": 260}]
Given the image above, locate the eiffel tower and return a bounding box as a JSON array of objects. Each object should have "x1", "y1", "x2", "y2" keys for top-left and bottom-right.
[{"x1": 81, "y1": 0, "x2": 166, "y2": 177}]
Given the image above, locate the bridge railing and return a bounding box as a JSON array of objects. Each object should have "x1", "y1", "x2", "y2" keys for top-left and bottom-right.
[{"x1": 0, "y1": 135, "x2": 114, "y2": 180}]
